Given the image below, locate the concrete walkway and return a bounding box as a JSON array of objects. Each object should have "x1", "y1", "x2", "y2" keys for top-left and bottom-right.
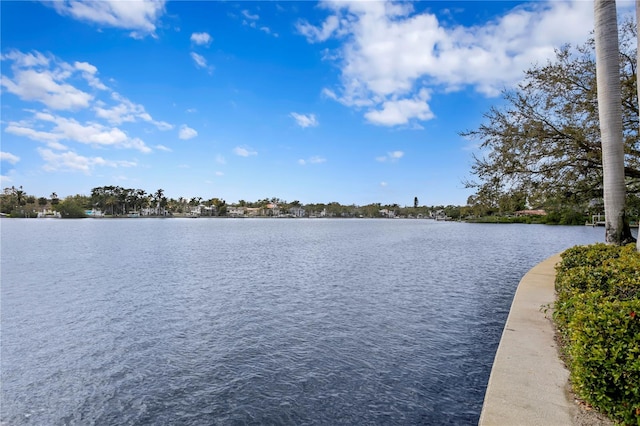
[{"x1": 479, "y1": 254, "x2": 579, "y2": 425}]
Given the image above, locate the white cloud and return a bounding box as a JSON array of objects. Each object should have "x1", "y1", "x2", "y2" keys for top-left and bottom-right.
[
  {"x1": 94, "y1": 92, "x2": 172, "y2": 130},
  {"x1": 296, "y1": 15, "x2": 340, "y2": 43},
  {"x1": 365, "y1": 90, "x2": 434, "y2": 126},
  {"x1": 190, "y1": 52, "x2": 214, "y2": 74},
  {"x1": 300, "y1": 0, "x2": 594, "y2": 126},
  {"x1": 1, "y1": 50, "x2": 109, "y2": 112},
  {"x1": 239, "y1": 9, "x2": 277, "y2": 36},
  {"x1": 73, "y1": 61, "x2": 97, "y2": 74},
  {"x1": 49, "y1": 0, "x2": 166, "y2": 38},
  {"x1": 191, "y1": 32, "x2": 212, "y2": 46},
  {"x1": 299, "y1": 156, "x2": 326, "y2": 165},
  {"x1": 35, "y1": 113, "x2": 147, "y2": 151},
  {"x1": 190, "y1": 52, "x2": 207, "y2": 68},
  {"x1": 260, "y1": 26, "x2": 278, "y2": 37},
  {"x1": 38, "y1": 148, "x2": 136, "y2": 174},
  {"x1": 2, "y1": 50, "x2": 172, "y2": 136},
  {"x1": 376, "y1": 151, "x2": 404, "y2": 162},
  {"x1": 1, "y1": 64, "x2": 93, "y2": 110},
  {"x1": 0, "y1": 151, "x2": 20, "y2": 164},
  {"x1": 153, "y1": 120, "x2": 174, "y2": 131},
  {"x1": 242, "y1": 10, "x2": 259, "y2": 20},
  {"x1": 155, "y1": 144, "x2": 172, "y2": 152},
  {"x1": 233, "y1": 146, "x2": 257, "y2": 157},
  {"x1": 179, "y1": 125, "x2": 198, "y2": 140},
  {"x1": 380, "y1": 181, "x2": 388, "y2": 187},
  {"x1": 5, "y1": 113, "x2": 152, "y2": 153},
  {"x1": 290, "y1": 112, "x2": 319, "y2": 128},
  {"x1": 321, "y1": 87, "x2": 338, "y2": 100},
  {"x1": 74, "y1": 61, "x2": 108, "y2": 90},
  {"x1": 5, "y1": 122, "x2": 67, "y2": 148},
  {"x1": 1, "y1": 50, "x2": 50, "y2": 67},
  {"x1": 215, "y1": 171, "x2": 224, "y2": 176},
  {"x1": 215, "y1": 154, "x2": 226, "y2": 164}
]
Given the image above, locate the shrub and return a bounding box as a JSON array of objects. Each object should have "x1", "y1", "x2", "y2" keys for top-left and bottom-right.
[
  {"x1": 8, "y1": 209, "x2": 38, "y2": 218},
  {"x1": 559, "y1": 210, "x2": 588, "y2": 226},
  {"x1": 554, "y1": 244, "x2": 640, "y2": 425},
  {"x1": 556, "y1": 243, "x2": 625, "y2": 273},
  {"x1": 54, "y1": 199, "x2": 87, "y2": 218}
]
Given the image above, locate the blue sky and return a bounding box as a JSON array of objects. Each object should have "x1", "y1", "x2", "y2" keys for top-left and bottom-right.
[{"x1": 0, "y1": 1, "x2": 635, "y2": 206}]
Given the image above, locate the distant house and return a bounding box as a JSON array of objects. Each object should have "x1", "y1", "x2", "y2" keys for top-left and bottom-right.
[
  {"x1": 200, "y1": 205, "x2": 216, "y2": 216},
  {"x1": 430, "y1": 209, "x2": 449, "y2": 221},
  {"x1": 263, "y1": 203, "x2": 280, "y2": 216},
  {"x1": 227, "y1": 206, "x2": 245, "y2": 217},
  {"x1": 289, "y1": 206, "x2": 305, "y2": 218},
  {"x1": 515, "y1": 209, "x2": 547, "y2": 216},
  {"x1": 245, "y1": 207, "x2": 261, "y2": 217},
  {"x1": 379, "y1": 209, "x2": 396, "y2": 218},
  {"x1": 39, "y1": 209, "x2": 62, "y2": 218},
  {"x1": 85, "y1": 208, "x2": 104, "y2": 217}
]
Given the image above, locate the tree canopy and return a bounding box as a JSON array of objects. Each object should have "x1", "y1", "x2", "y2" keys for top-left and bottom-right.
[{"x1": 462, "y1": 19, "x2": 639, "y2": 213}]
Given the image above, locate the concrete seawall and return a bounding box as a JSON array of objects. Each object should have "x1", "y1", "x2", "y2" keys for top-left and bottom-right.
[{"x1": 479, "y1": 254, "x2": 579, "y2": 425}]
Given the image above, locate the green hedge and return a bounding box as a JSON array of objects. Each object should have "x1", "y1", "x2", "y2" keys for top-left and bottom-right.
[
  {"x1": 8, "y1": 209, "x2": 38, "y2": 218},
  {"x1": 554, "y1": 244, "x2": 640, "y2": 425}
]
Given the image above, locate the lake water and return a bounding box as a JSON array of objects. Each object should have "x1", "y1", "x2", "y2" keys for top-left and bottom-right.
[{"x1": 1, "y1": 218, "x2": 606, "y2": 425}]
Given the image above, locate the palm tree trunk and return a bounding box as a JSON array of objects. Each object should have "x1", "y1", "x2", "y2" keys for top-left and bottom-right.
[
  {"x1": 637, "y1": 0, "x2": 640, "y2": 251},
  {"x1": 594, "y1": 0, "x2": 633, "y2": 244}
]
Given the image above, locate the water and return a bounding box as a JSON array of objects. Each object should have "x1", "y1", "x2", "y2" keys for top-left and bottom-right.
[{"x1": 1, "y1": 218, "x2": 605, "y2": 425}]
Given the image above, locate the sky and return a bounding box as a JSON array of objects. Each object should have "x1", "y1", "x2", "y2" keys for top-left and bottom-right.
[{"x1": 0, "y1": 0, "x2": 636, "y2": 206}]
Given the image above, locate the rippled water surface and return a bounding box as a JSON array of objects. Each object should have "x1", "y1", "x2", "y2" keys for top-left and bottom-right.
[{"x1": 1, "y1": 218, "x2": 604, "y2": 425}]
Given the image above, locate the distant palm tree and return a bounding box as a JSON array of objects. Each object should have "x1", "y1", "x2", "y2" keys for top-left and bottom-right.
[
  {"x1": 105, "y1": 196, "x2": 117, "y2": 216},
  {"x1": 134, "y1": 189, "x2": 147, "y2": 213},
  {"x1": 177, "y1": 196, "x2": 187, "y2": 213},
  {"x1": 15, "y1": 186, "x2": 25, "y2": 207},
  {"x1": 160, "y1": 196, "x2": 168, "y2": 216},
  {"x1": 117, "y1": 188, "x2": 129, "y2": 215},
  {"x1": 154, "y1": 189, "x2": 164, "y2": 215},
  {"x1": 594, "y1": 0, "x2": 633, "y2": 244}
]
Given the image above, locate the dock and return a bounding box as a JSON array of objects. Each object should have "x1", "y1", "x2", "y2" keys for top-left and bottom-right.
[{"x1": 585, "y1": 214, "x2": 605, "y2": 227}]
